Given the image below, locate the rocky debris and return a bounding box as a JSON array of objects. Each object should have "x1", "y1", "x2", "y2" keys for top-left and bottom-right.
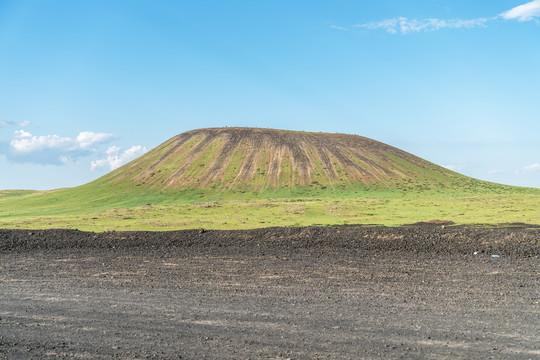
[{"x1": 1, "y1": 226, "x2": 538, "y2": 257}]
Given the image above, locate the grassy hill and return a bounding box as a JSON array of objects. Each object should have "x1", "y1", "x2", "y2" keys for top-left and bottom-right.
[
  {"x1": 99, "y1": 127, "x2": 460, "y2": 189},
  {"x1": 1, "y1": 128, "x2": 539, "y2": 230},
  {"x1": 87, "y1": 127, "x2": 516, "y2": 194}
]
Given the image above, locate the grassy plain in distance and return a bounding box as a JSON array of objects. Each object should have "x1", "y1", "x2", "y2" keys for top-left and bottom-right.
[{"x1": 1, "y1": 180, "x2": 538, "y2": 231}]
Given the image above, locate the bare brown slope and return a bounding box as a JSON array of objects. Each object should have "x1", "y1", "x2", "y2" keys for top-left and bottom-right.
[{"x1": 99, "y1": 127, "x2": 455, "y2": 190}]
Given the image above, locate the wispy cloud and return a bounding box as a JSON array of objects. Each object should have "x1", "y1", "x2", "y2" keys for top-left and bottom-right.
[
  {"x1": 333, "y1": 1, "x2": 540, "y2": 35},
  {"x1": 0, "y1": 120, "x2": 30, "y2": 128},
  {"x1": 523, "y1": 163, "x2": 540, "y2": 172},
  {"x1": 90, "y1": 145, "x2": 148, "y2": 171},
  {"x1": 0, "y1": 120, "x2": 14, "y2": 128},
  {"x1": 6, "y1": 130, "x2": 114, "y2": 165},
  {"x1": 501, "y1": 0, "x2": 540, "y2": 21},
  {"x1": 355, "y1": 17, "x2": 489, "y2": 34},
  {"x1": 328, "y1": 24, "x2": 348, "y2": 31}
]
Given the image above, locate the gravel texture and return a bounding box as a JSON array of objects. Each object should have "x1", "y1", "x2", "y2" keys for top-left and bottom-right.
[{"x1": 1, "y1": 227, "x2": 539, "y2": 359}]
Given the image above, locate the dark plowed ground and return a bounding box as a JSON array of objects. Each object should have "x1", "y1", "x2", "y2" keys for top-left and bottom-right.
[{"x1": 1, "y1": 227, "x2": 539, "y2": 359}]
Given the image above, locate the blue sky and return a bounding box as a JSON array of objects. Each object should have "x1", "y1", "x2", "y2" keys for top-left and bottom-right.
[{"x1": 1, "y1": 0, "x2": 539, "y2": 190}]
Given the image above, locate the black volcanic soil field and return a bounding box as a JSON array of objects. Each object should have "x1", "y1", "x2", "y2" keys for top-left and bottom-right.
[{"x1": 1, "y1": 227, "x2": 539, "y2": 359}]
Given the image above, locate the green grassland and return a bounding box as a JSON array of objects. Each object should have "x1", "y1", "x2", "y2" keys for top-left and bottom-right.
[{"x1": 1, "y1": 178, "x2": 539, "y2": 231}]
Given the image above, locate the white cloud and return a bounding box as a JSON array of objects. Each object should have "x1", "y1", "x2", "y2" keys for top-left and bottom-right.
[
  {"x1": 523, "y1": 163, "x2": 540, "y2": 172},
  {"x1": 19, "y1": 120, "x2": 30, "y2": 127},
  {"x1": 10, "y1": 130, "x2": 76, "y2": 153},
  {"x1": 346, "y1": 1, "x2": 540, "y2": 35},
  {"x1": 6, "y1": 130, "x2": 114, "y2": 165},
  {"x1": 10, "y1": 130, "x2": 113, "y2": 153},
  {"x1": 2, "y1": 128, "x2": 146, "y2": 170},
  {"x1": 488, "y1": 169, "x2": 503, "y2": 175},
  {"x1": 76, "y1": 131, "x2": 115, "y2": 149},
  {"x1": 90, "y1": 145, "x2": 148, "y2": 171},
  {"x1": 355, "y1": 16, "x2": 489, "y2": 34},
  {"x1": 501, "y1": 0, "x2": 540, "y2": 21}
]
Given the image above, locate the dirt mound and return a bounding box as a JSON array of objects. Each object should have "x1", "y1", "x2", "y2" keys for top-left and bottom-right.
[
  {"x1": 1, "y1": 227, "x2": 538, "y2": 257},
  {"x1": 406, "y1": 219, "x2": 455, "y2": 226},
  {"x1": 95, "y1": 127, "x2": 455, "y2": 190}
]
